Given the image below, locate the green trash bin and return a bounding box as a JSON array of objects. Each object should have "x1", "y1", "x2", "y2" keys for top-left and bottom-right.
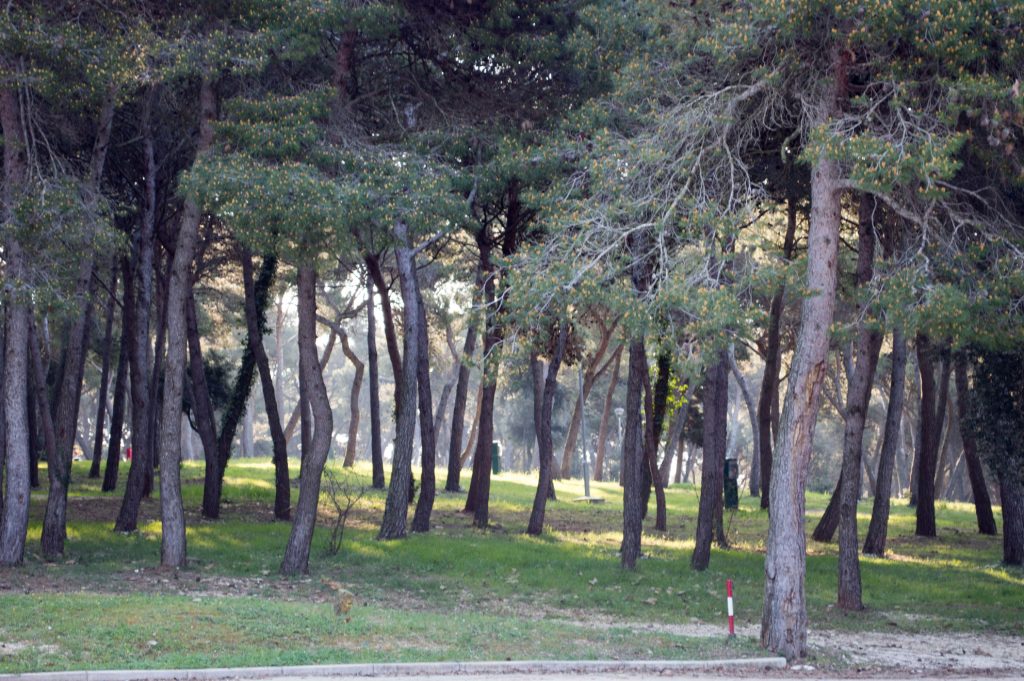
[
  {"x1": 491, "y1": 441, "x2": 502, "y2": 475},
  {"x1": 724, "y1": 458, "x2": 739, "y2": 509}
]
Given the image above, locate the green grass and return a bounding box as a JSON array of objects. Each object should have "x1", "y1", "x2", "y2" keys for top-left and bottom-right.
[{"x1": 0, "y1": 459, "x2": 1020, "y2": 673}]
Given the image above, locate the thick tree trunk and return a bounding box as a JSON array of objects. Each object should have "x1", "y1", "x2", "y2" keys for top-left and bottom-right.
[
  {"x1": 757, "y1": 188, "x2": 799, "y2": 507},
  {"x1": 445, "y1": 318, "x2": 478, "y2": 491},
  {"x1": 528, "y1": 325, "x2": 567, "y2": 535},
  {"x1": 365, "y1": 275, "x2": 385, "y2": 489},
  {"x1": 243, "y1": 253, "x2": 290, "y2": 520},
  {"x1": 378, "y1": 223, "x2": 421, "y2": 540},
  {"x1": 157, "y1": 77, "x2": 215, "y2": 568},
  {"x1": 999, "y1": 472, "x2": 1024, "y2": 565},
  {"x1": 412, "y1": 287, "x2": 437, "y2": 533},
  {"x1": 863, "y1": 326, "x2": 908, "y2": 556},
  {"x1": 761, "y1": 66, "x2": 843, "y2": 658},
  {"x1": 620, "y1": 339, "x2": 646, "y2": 569},
  {"x1": 594, "y1": 346, "x2": 623, "y2": 483},
  {"x1": 90, "y1": 268, "x2": 119, "y2": 479},
  {"x1": 915, "y1": 334, "x2": 950, "y2": 537},
  {"x1": 338, "y1": 330, "x2": 364, "y2": 468},
  {"x1": 954, "y1": 358, "x2": 997, "y2": 535},
  {"x1": 693, "y1": 353, "x2": 728, "y2": 571},
  {"x1": 281, "y1": 267, "x2": 334, "y2": 574}
]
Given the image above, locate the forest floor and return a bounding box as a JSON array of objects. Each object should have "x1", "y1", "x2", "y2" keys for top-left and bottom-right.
[{"x1": 1, "y1": 461, "x2": 1021, "y2": 677}]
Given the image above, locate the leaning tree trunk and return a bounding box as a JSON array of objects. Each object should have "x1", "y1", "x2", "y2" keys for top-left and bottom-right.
[
  {"x1": 280, "y1": 266, "x2": 335, "y2": 574},
  {"x1": 999, "y1": 471, "x2": 1024, "y2": 566},
  {"x1": 445, "y1": 317, "x2": 478, "y2": 491},
  {"x1": 863, "y1": 326, "x2": 908, "y2": 555},
  {"x1": 412, "y1": 287, "x2": 438, "y2": 533},
  {"x1": 693, "y1": 352, "x2": 728, "y2": 571},
  {"x1": 528, "y1": 325, "x2": 567, "y2": 535},
  {"x1": 157, "y1": 76, "x2": 215, "y2": 568},
  {"x1": 954, "y1": 357, "x2": 997, "y2": 535},
  {"x1": 378, "y1": 222, "x2": 421, "y2": 540},
  {"x1": 594, "y1": 346, "x2": 623, "y2": 483},
  {"x1": 365, "y1": 275, "x2": 385, "y2": 489},
  {"x1": 243, "y1": 253, "x2": 290, "y2": 520},
  {"x1": 762, "y1": 63, "x2": 844, "y2": 659},
  {"x1": 90, "y1": 267, "x2": 119, "y2": 478}
]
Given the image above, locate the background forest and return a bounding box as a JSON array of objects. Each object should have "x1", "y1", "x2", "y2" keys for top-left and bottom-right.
[{"x1": 1, "y1": 0, "x2": 1023, "y2": 669}]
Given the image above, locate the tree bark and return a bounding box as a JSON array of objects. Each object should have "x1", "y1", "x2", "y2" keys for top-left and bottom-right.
[
  {"x1": 757, "y1": 186, "x2": 799, "y2": 506},
  {"x1": 280, "y1": 266, "x2": 334, "y2": 573},
  {"x1": 365, "y1": 274, "x2": 385, "y2": 489},
  {"x1": 863, "y1": 326, "x2": 908, "y2": 555},
  {"x1": 338, "y1": 329, "x2": 364, "y2": 468},
  {"x1": 915, "y1": 334, "x2": 951, "y2": 537},
  {"x1": 954, "y1": 357, "x2": 997, "y2": 535},
  {"x1": 528, "y1": 325, "x2": 567, "y2": 535},
  {"x1": 28, "y1": 321, "x2": 60, "y2": 555},
  {"x1": 594, "y1": 346, "x2": 623, "y2": 483},
  {"x1": 642, "y1": 354, "x2": 668, "y2": 531},
  {"x1": 728, "y1": 347, "x2": 760, "y2": 497},
  {"x1": 412, "y1": 286, "x2": 437, "y2": 533},
  {"x1": 365, "y1": 253, "x2": 403, "y2": 404},
  {"x1": 998, "y1": 471, "x2": 1024, "y2": 565},
  {"x1": 243, "y1": 253, "x2": 290, "y2": 520},
  {"x1": 186, "y1": 290, "x2": 222, "y2": 517},
  {"x1": 102, "y1": 263, "x2": 131, "y2": 492},
  {"x1": 445, "y1": 317, "x2": 478, "y2": 491},
  {"x1": 90, "y1": 267, "x2": 119, "y2": 478},
  {"x1": 620, "y1": 338, "x2": 646, "y2": 569},
  {"x1": 832, "y1": 195, "x2": 884, "y2": 609},
  {"x1": 157, "y1": 76, "x2": 215, "y2": 568},
  {"x1": 693, "y1": 353, "x2": 728, "y2": 570},
  {"x1": 378, "y1": 222, "x2": 421, "y2": 540},
  {"x1": 559, "y1": 319, "x2": 616, "y2": 478},
  {"x1": 761, "y1": 58, "x2": 844, "y2": 659}
]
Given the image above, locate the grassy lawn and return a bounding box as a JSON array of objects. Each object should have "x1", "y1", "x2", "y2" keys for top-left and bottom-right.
[{"x1": 0, "y1": 458, "x2": 1020, "y2": 673}]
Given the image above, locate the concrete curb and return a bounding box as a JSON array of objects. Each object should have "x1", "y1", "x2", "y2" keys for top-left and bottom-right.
[{"x1": 0, "y1": 657, "x2": 787, "y2": 681}]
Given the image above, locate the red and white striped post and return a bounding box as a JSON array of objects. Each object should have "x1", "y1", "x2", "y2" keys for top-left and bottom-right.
[{"x1": 726, "y1": 579, "x2": 735, "y2": 638}]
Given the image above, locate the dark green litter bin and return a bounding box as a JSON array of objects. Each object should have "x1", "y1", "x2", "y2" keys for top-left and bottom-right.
[{"x1": 491, "y1": 441, "x2": 502, "y2": 475}]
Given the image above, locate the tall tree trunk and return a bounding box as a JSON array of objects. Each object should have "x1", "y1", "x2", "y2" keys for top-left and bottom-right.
[
  {"x1": 863, "y1": 326, "x2": 908, "y2": 555},
  {"x1": 365, "y1": 253, "x2": 403, "y2": 404},
  {"x1": 115, "y1": 87, "x2": 159, "y2": 532},
  {"x1": 90, "y1": 268, "x2": 119, "y2": 478},
  {"x1": 464, "y1": 237, "x2": 497, "y2": 518},
  {"x1": 460, "y1": 385, "x2": 482, "y2": 469},
  {"x1": 528, "y1": 325, "x2": 567, "y2": 535},
  {"x1": 659, "y1": 403, "x2": 687, "y2": 486},
  {"x1": 157, "y1": 77, "x2": 215, "y2": 568},
  {"x1": 620, "y1": 338, "x2": 646, "y2": 569},
  {"x1": 145, "y1": 256, "x2": 170, "y2": 498},
  {"x1": 836, "y1": 196, "x2": 883, "y2": 610},
  {"x1": 365, "y1": 274, "x2": 385, "y2": 489},
  {"x1": 693, "y1": 353, "x2": 728, "y2": 571},
  {"x1": 412, "y1": 287, "x2": 437, "y2": 533},
  {"x1": 954, "y1": 358, "x2": 997, "y2": 535},
  {"x1": 445, "y1": 317, "x2": 478, "y2": 491},
  {"x1": 243, "y1": 253, "x2": 290, "y2": 521},
  {"x1": 281, "y1": 267, "x2": 334, "y2": 573},
  {"x1": 594, "y1": 346, "x2": 623, "y2": 483},
  {"x1": 187, "y1": 291, "x2": 222, "y2": 519},
  {"x1": 28, "y1": 322, "x2": 60, "y2": 547},
  {"x1": 338, "y1": 329, "x2": 363, "y2": 468},
  {"x1": 283, "y1": 331, "x2": 337, "y2": 443},
  {"x1": 915, "y1": 334, "x2": 950, "y2": 537},
  {"x1": 102, "y1": 265, "x2": 131, "y2": 492},
  {"x1": 762, "y1": 56, "x2": 844, "y2": 659},
  {"x1": 757, "y1": 185, "x2": 799, "y2": 507},
  {"x1": 643, "y1": 360, "x2": 668, "y2": 532},
  {"x1": 378, "y1": 223, "x2": 421, "y2": 540},
  {"x1": 998, "y1": 472, "x2": 1024, "y2": 565},
  {"x1": 0, "y1": 327, "x2": 6, "y2": 514}
]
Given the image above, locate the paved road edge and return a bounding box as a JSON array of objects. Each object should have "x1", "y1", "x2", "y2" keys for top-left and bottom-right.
[{"x1": 0, "y1": 657, "x2": 788, "y2": 681}]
